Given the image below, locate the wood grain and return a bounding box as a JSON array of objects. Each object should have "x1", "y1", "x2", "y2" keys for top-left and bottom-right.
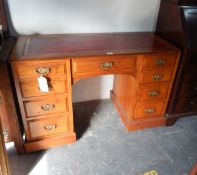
[
  {"x1": 10, "y1": 33, "x2": 180, "y2": 152},
  {"x1": 16, "y1": 61, "x2": 67, "y2": 79},
  {"x1": 0, "y1": 44, "x2": 24, "y2": 153},
  {"x1": 140, "y1": 68, "x2": 174, "y2": 84},
  {"x1": 142, "y1": 54, "x2": 177, "y2": 70},
  {"x1": 134, "y1": 100, "x2": 165, "y2": 120},
  {"x1": 137, "y1": 82, "x2": 170, "y2": 101},
  {"x1": 0, "y1": 119, "x2": 9, "y2": 175},
  {"x1": 72, "y1": 55, "x2": 137, "y2": 82},
  {"x1": 28, "y1": 116, "x2": 69, "y2": 139},
  {"x1": 24, "y1": 95, "x2": 69, "y2": 117},
  {"x1": 20, "y1": 78, "x2": 68, "y2": 98},
  {"x1": 10, "y1": 33, "x2": 179, "y2": 61}
]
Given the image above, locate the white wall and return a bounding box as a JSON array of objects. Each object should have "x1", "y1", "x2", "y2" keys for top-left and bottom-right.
[{"x1": 6, "y1": 0, "x2": 161, "y2": 102}]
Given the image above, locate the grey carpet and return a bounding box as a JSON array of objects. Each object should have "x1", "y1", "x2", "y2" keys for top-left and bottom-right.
[{"x1": 6, "y1": 99, "x2": 197, "y2": 175}]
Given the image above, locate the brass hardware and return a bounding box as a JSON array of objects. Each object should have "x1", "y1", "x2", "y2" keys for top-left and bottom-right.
[
  {"x1": 35, "y1": 67, "x2": 50, "y2": 75},
  {"x1": 152, "y1": 74, "x2": 163, "y2": 81},
  {"x1": 41, "y1": 104, "x2": 55, "y2": 111},
  {"x1": 148, "y1": 90, "x2": 160, "y2": 97},
  {"x1": 100, "y1": 62, "x2": 113, "y2": 69},
  {"x1": 155, "y1": 59, "x2": 166, "y2": 66},
  {"x1": 145, "y1": 108, "x2": 155, "y2": 114},
  {"x1": 44, "y1": 124, "x2": 57, "y2": 130}
]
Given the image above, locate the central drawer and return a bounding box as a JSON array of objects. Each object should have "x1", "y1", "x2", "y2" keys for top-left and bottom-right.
[
  {"x1": 24, "y1": 96, "x2": 69, "y2": 117},
  {"x1": 72, "y1": 55, "x2": 137, "y2": 77}
]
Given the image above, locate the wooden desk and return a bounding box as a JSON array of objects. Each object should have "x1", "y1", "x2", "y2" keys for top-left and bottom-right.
[{"x1": 10, "y1": 33, "x2": 180, "y2": 152}]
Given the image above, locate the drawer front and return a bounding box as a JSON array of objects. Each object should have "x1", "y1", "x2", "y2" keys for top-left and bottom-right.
[
  {"x1": 134, "y1": 100, "x2": 165, "y2": 120},
  {"x1": 16, "y1": 62, "x2": 67, "y2": 79},
  {"x1": 140, "y1": 69, "x2": 173, "y2": 84},
  {"x1": 28, "y1": 116, "x2": 68, "y2": 139},
  {"x1": 20, "y1": 79, "x2": 67, "y2": 98},
  {"x1": 142, "y1": 54, "x2": 177, "y2": 70},
  {"x1": 24, "y1": 97, "x2": 69, "y2": 117},
  {"x1": 72, "y1": 55, "x2": 137, "y2": 75},
  {"x1": 137, "y1": 82, "x2": 170, "y2": 101}
]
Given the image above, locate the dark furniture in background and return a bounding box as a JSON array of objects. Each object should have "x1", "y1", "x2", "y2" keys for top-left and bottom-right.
[
  {"x1": 156, "y1": 0, "x2": 197, "y2": 124},
  {"x1": 0, "y1": 0, "x2": 24, "y2": 153}
]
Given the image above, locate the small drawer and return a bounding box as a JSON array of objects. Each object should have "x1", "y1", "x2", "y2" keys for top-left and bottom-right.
[
  {"x1": 140, "y1": 69, "x2": 173, "y2": 84},
  {"x1": 27, "y1": 115, "x2": 69, "y2": 139},
  {"x1": 72, "y1": 55, "x2": 137, "y2": 76},
  {"x1": 20, "y1": 79, "x2": 67, "y2": 98},
  {"x1": 24, "y1": 96, "x2": 69, "y2": 117},
  {"x1": 134, "y1": 100, "x2": 165, "y2": 120},
  {"x1": 142, "y1": 54, "x2": 177, "y2": 70},
  {"x1": 16, "y1": 62, "x2": 67, "y2": 79},
  {"x1": 137, "y1": 82, "x2": 170, "y2": 101}
]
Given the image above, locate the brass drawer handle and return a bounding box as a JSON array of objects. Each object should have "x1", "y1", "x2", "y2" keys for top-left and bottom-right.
[
  {"x1": 148, "y1": 90, "x2": 160, "y2": 97},
  {"x1": 41, "y1": 104, "x2": 55, "y2": 111},
  {"x1": 145, "y1": 108, "x2": 156, "y2": 114},
  {"x1": 155, "y1": 59, "x2": 166, "y2": 66},
  {"x1": 36, "y1": 67, "x2": 50, "y2": 75},
  {"x1": 152, "y1": 74, "x2": 163, "y2": 81},
  {"x1": 100, "y1": 62, "x2": 114, "y2": 69},
  {"x1": 44, "y1": 124, "x2": 57, "y2": 130}
]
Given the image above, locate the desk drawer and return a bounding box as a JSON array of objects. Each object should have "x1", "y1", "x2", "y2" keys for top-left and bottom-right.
[
  {"x1": 28, "y1": 115, "x2": 69, "y2": 139},
  {"x1": 134, "y1": 100, "x2": 165, "y2": 120},
  {"x1": 142, "y1": 54, "x2": 177, "y2": 70},
  {"x1": 72, "y1": 55, "x2": 137, "y2": 76},
  {"x1": 137, "y1": 82, "x2": 169, "y2": 101},
  {"x1": 20, "y1": 79, "x2": 67, "y2": 98},
  {"x1": 24, "y1": 96, "x2": 69, "y2": 117},
  {"x1": 140, "y1": 69, "x2": 173, "y2": 84},
  {"x1": 16, "y1": 62, "x2": 67, "y2": 79}
]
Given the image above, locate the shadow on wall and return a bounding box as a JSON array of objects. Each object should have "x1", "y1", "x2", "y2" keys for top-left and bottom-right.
[{"x1": 72, "y1": 75, "x2": 114, "y2": 103}]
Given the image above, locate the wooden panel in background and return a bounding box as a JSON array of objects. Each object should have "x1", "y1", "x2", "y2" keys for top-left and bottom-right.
[
  {"x1": 0, "y1": 0, "x2": 8, "y2": 32},
  {"x1": 0, "y1": 119, "x2": 9, "y2": 175}
]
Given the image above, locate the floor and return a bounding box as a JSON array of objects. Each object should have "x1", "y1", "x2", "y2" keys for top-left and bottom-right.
[{"x1": 6, "y1": 99, "x2": 197, "y2": 175}]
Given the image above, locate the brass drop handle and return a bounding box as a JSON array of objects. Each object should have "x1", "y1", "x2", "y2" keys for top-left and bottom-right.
[
  {"x1": 35, "y1": 67, "x2": 50, "y2": 75},
  {"x1": 152, "y1": 74, "x2": 163, "y2": 81},
  {"x1": 44, "y1": 124, "x2": 57, "y2": 130},
  {"x1": 145, "y1": 108, "x2": 156, "y2": 114},
  {"x1": 155, "y1": 59, "x2": 166, "y2": 66},
  {"x1": 100, "y1": 62, "x2": 114, "y2": 69},
  {"x1": 41, "y1": 104, "x2": 55, "y2": 111},
  {"x1": 148, "y1": 90, "x2": 160, "y2": 97}
]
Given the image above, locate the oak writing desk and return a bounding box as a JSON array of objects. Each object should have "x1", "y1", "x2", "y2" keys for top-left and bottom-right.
[{"x1": 10, "y1": 33, "x2": 180, "y2": 152}]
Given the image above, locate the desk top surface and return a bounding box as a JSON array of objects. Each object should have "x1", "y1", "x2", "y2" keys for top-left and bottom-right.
[{"x1": 11, "y1": 32, "x2": 179, "y2": 62}]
